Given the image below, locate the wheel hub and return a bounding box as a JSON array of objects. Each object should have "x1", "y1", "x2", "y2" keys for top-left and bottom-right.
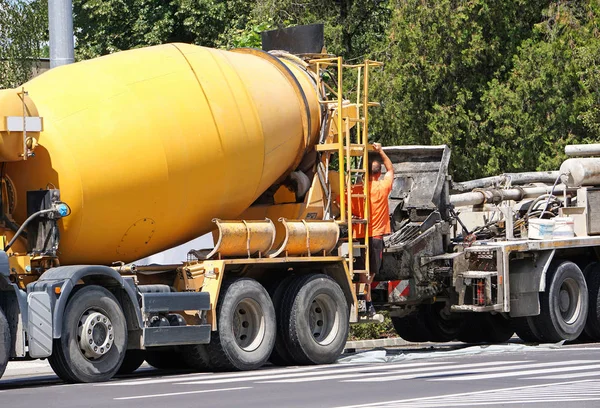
[
  {"x1": 233, "y1": 298, "x2": 265, "y2": 352},
  {"x1": 558, "y1": 278, "x2": 582, "y2": 324},
  {"x1": 78, "y1": 311, "x2": 114, "y2": 360},
  {"x1": 309, "y1": 294, "x2": 340, "y2": 346}
]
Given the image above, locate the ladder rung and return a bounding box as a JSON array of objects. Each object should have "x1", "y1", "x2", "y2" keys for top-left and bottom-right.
[
  {"x1": 350, "y1": 219, "x2": 368, "y2": 225},
  {"x1": 367, "y1": 102, "x2": 381, "y2": 107},
  {"x1": 348, "y1": 144, "x2": 366, "y2": 150},
  {"x1": 316, "y1": 143, "x2": 340, "y2": 152},
  {"x1": 353, "y1": 244, "x2": 368, "y2": 249},
  {"x1": 346, "y1": 118, "x2": 365, "y2": 123},
  {"x1": 351, "y1": 194, "x2": 367, "y2": 198},
  {"x1": 352, "y1": 269, "x2": 370, "y2": 274},
  {"x1": 351, "y1": 169, "x2": 366, "y2": 173}
]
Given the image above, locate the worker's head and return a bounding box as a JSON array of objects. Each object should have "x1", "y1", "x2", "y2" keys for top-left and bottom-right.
[{"x1": 370, "y1": 159, "x2": 382, "y2": 177}]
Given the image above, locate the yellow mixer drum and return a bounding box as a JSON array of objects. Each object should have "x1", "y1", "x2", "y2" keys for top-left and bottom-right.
[{"x1": 4, "y1": 44, "x2": 320, "y2": 264}]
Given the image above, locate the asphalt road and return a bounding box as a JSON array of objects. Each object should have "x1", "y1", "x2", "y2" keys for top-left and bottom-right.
[{"x1": 3, "y1": 341, "x2": 600, "y2": 408}]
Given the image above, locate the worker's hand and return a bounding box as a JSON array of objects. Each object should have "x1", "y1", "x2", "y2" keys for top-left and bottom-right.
[{"x1": 373, "y1": 142, "x2": 382, "y2": 153}]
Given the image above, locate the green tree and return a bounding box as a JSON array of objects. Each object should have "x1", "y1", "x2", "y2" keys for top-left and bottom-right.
[
  {"x1": 73, "y1": 0, "x2": 255, "y2": 59},
  {"x1": 369, "y1": 0, "x2": 553, "y2": 180},
  {"x1": 252, "y1": 0, "x2": 391, "y2": 59},
  {"x1": 0, "y1": 0, "x2": 48, "y2": 89},
  {"x1": 482, "y1": 2, "x2": 600, "y2": 174}
]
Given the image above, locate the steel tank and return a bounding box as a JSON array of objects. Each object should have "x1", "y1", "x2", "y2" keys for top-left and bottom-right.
[{"x1": 4, "y1": 43, "x2": 321, "y2": 264}]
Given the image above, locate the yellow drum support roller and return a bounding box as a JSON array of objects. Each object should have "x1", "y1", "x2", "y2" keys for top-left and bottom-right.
[
  {"x1": 204, "y1": 219, "x2": 276, "y2": 259},
  {"x1": 270, "y1": 218, "x2": 339, "y2": 258}
]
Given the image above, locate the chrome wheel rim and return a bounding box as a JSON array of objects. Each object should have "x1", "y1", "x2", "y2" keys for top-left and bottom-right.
[{"x1": 78, "y1": 309, "x2": 114, "y2": 360}]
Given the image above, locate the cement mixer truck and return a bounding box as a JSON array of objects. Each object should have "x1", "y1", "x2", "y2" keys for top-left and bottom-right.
[{"x1": 0, "y1": 37, "x2": 385, "y2": 382}]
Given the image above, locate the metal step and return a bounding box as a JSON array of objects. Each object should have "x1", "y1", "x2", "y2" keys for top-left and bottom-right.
[
  {"x1": 143, "y1": 325, "x2": 211, "y2": 347},
  {"x1": 141, "y1": 291, "x2": 210, "y2": 313}
]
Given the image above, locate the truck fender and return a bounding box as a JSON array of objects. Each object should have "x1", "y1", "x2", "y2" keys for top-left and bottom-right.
[
  {"x1": 508, "y1": 249, "x2": 555, "y2": 317},
  {"x1": 28, "y1": 265, "x2": 143, "y2": 339}
]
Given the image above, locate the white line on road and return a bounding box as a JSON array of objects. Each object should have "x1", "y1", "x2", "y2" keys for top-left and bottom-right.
[
  {"x1": 260, "y1": 360, "x2": 525, "y2": 384},
  {"x1": 431, "y1": 362, "x2": 600, "y2": 381},
  {"x1": 340, "y1": 359, "x2": 595, "y2": 383},
  {"x1": 178, "y1": 361, "x2": 458, "y2": 385},
  {"x1": 98, "y1": 364, "x2": 338, "y2": 386},
  {"x1": 113, "y1": 386, "x2": 252, "y2": 400},
  {"x1": 527, "y1": 370, "x2": 600, "y2": 380},
  {"x1": 332, "y1": 379, "x2": 599, "y2": 408}
]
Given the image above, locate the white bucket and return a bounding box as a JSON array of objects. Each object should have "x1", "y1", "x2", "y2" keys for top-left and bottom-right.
[
  {"x1": 529, "y1": 218, "x2": 555, "y2": 240},
  {"x1": 553, "y1": 216, "x2": 575, "y2": 238}
]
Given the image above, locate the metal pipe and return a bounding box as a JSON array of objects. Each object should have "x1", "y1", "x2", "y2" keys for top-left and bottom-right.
[
  {"x1": 560, "y1": 158, "x2": 600, "y2": 187},
  {"x1": 48, "y1": 0, "x2": 75, "y2": 68},
  {"x1": 450, "y1": 184, "x2": 575, "y2": 207},
  {"x1": 452, "y1": 171, "x2": 560, "y2": 192},
  {"x1": 565, "y1": 144, "x2": 600, "y2": 157}
]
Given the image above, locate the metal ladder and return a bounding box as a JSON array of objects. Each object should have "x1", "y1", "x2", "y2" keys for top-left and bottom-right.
[{"x1": 310, "y1": 57, "x2": 382, "y2": 279}]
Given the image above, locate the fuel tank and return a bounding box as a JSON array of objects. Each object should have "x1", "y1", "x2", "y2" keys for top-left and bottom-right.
[{"x1": 4, "y1": 43, "x2": 321, "y2": 264}]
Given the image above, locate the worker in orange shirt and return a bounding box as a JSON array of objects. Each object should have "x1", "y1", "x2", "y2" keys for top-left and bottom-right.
[{"x1": 353, "y1": 142, "x2": 394, "y2": 317}]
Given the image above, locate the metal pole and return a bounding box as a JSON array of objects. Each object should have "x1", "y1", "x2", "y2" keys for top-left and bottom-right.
[
  {"x1": 48, "y1": 0, "x2": 75, "y2": 68},
  {"x1": 565, "y1": 144, "x2": 600, "y2": 157}
]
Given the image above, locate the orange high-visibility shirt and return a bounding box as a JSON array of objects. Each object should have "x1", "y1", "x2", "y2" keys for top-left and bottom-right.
[{"x1": 350, "y1": 172, "x2": 393, "y2": 238}]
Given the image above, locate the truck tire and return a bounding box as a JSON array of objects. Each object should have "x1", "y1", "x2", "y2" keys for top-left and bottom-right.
[
  {"x1": 584, "y1": 263, "x2": 600, "y2": 340},
  {"x1": 458, "y1": 313, "x2": 514, "y2": 343},
  {"x1": 279, "y1": 274, "x2": 349, "y2": 365},
  {"x1": 422, "y1": 303, "x2": 462, "y2": 342},
  {"x1": 269, "y1": 275, "x2": 296, "y2": 366},
  {"x1": 117, "y1": 350, "x2": 145, "y2": 375},
  {"x1": 181, "y1": 343, "x2": 213, "y2": 371},
  {"x1": 512, "y1": 316, "x2": 543, "y2": 343},
  {"x1": 206, "y1": 278, "x2": 276, "y2": 371},
  {"x1": 532, "y1": 261, "x2": 588, "y2": 342},
  {"x1": 391, "y1": 312, "x2": 432, "y2": 342},
  {"x1": 48, "y1": 285, "x2": 128, "y2": 383},
  {"x1": 145, "y1": 348, "x2": 190, "y2": 370},
  {"x1": 0, "y1": 308, "x2": 10, "y2": 379}
]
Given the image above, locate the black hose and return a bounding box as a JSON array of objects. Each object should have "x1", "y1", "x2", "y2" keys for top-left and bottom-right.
[{"x1": 4, "y1": 209, "x2": 54, "y2": 252}]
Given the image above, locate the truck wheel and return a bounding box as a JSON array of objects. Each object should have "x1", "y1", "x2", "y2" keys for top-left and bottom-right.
[
  {"x1": 269, "y1": 275, "x2": 296, "y2": 366},
  {"x1": 145, "y1": 348, "x2": 190, "y2": 370},
  {"x1": 279, "y1": 274, "x2": 349, "y2": 365},
  {"x1": 533, "y1": 261, "x2": 588, "y2": 342},
  {"x1": 584, "y1": 263, "x2": 600, "y2": 340},
  {"x1": 458, "y1": 313, "x2": 514, "y2": 343},
  {"x1": 117, "y1": 350, "x2": 145, "y2": 375},
  {"x1": 391, "y1": 311, "x2": 432, "y2": 342},
  {"x1": 512, "y1": 317, "x2": 543, "y2": 343},
  {"x1": 422, "y1": 303, "x2": 462, "y2": 342},
  {"x1": 206, "y1": 278, "x2": 276, "y2": 371},
  {"x1": 0, "y1": 308, "x2": 10, "y2": 379},
  {"x1": 48, "y1": 285, "x2": 127, "y2": 383},
  {"x1": 181, "y1": 344, "x2": 213, "y2": 371}
]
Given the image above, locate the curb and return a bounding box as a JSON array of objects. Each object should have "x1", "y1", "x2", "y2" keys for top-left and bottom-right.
[{"x1": 345, "y1": 337, "x2": 409, "y2": 352}]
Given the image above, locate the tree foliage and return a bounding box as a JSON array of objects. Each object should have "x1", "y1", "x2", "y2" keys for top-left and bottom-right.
[
  {"x1": 3, "y1": 1, "x2": 598, "y2": 180},
  {"x1": 0, "y1": 0, "x2": 48, "y2": 89},
  {"x1": 72, "y1": 0, "x2": 255, "y2": 59}
]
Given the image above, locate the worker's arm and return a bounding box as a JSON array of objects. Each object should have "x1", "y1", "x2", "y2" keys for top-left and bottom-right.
[{"x1": 373, "y1": 143, "x2": 394, "y2": 177}]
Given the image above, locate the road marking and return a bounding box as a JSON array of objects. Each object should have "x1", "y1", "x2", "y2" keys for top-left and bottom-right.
[
  {"x1": 431, "y1": 362, "x2": 600, "y2": 381},
  {"x1": 340, "y1": 359, "x2": 595, "y2": 383},
  {"x1": 113, "y1": 386, "x2": 251, "y2": 400},
  {"x1": 99, "y1": 364, "x2": 336, "y2": 386},
  {"x1": 332, "y1": 379, "x2": 600, "y2": 408},
  {"x1": 178, "y1": 361, "x2": 465, "y2": 385},
  {"x1": 525, "y1": 370, "x2": 600, "y2": 380},
  {"x1": 261, "y1": 360, "x2": 524, "y2": 384}
]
